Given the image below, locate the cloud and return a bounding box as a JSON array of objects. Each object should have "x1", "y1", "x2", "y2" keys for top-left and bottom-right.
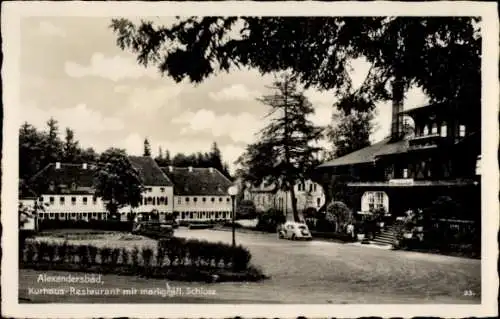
[
  {"x1": 38, "y1": 21, "x2": 66, "y2": 37},
  {"x1": 126, "y1": 85, "x2": 183, "y2": 112},
  {"x1": 21, "y1": 102, "x2": 125, "y2": 134},
  {"x1": 65, "y1": 53, "x2": 159, "y2": 81},
  {"x1": 209, "y1": 84, "x2": 260, "y2": 101},
  {"x1": 172, "y1": 109, "x2": 264, "y2": 144}
]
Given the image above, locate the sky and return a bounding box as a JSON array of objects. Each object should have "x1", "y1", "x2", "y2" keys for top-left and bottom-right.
[{"x1": 20, "y1": 17, "x2": 429, "y2": 173}]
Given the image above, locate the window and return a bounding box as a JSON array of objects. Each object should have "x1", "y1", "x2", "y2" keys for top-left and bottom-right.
[
  {"x1": 186, "y1": 197, "x2": 190, "y2": 202},
  {"x1": 83, "y1": 197, "x2": 88, "y2": 205},
  {"x1": 423, "y1": 125, "x2": 429, "y2": 135},
  {"x1": 202, "y1": 197, "x2": 206, "y2": 202},
  {"x1": 71, "y1": 197, "x2": 76, "y2": 205},
  {"x1": 193, "y1": 197, "x2": 198, "y2": 202},
  {"x1": 309, "y1": 184, "x2": 313, "y2": 192},
  {"x1": 39, "y1": 196, "x2": 44, "y2": 202},
  {"x1": 364, "y1": 191, "x2": 386, "y2": 211},
  {"x1": 313, "y1": 184, "x2": 317, "y2": 192},
  {"x1": 177, "y1": 197, "x2": 181, "y2": 204},
  {"x1": 165, "y1": 197, "x2": 168, "y2": 205},
  {"x1": 152, "y1": 197, "x2": 156, "y2": 205},
  {"x1": 403, "y1": 169, "x2": 408, "y2": 178},
  {"x1": 60, "y1": 197, "x2": 65, "y2": 205},
  {"x1": 219, "y1": 197, "x2": 223, "y2": 202},
  {"x1": 440, "y1": 123, "x2": 447, "y2": 137},
  {"x1": 226, "y1": 198, "x2": 230, "y2": 202},
  {"x1": 49, "y1": 197, "x2": 54, "y2": 205},
  {"x1": 431, "y1": 123, "x2": 438, "y2": 135},
  {"x1": 317, "y1": 198, "x2": 321, "y2": 208},
  {"x1": 459, "y1": 125, "x2": 466, "y2": 137},
  {"x1": 211, "y1": 197, "x2": 215, "y2": 202},
  {"x1": 160, "y1": 187, "x2": 165, "y2": 193},
  {"x1": 93, "y1": 197, "x2": 97, "y2": 204}
]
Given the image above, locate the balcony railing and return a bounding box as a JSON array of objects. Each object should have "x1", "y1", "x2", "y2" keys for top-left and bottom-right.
[{"x1": 409, "y1": 134, "x2": 443, "y2": 149}]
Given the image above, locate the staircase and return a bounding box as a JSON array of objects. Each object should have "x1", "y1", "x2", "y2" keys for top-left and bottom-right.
[{"x1": 372, "y1": 220, "x2": 405, "y2": 246}]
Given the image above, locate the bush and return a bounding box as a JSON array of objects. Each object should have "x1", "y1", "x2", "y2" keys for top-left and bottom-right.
[
  {"x1": 236, "y1": 200, "x2": 257, "y2": 220},
  {"x1": 38, "y1": 219, "x2": 133, "y2": 232},
  {"x1": 21, "y1": 238, "x2": 265, "y2": 282},
  {"x1": 256, "y1": 208, "x2": 285, "y2": 232},
  {"x1": 325, "y1": 201, "x2": 353, "y2": 231}
]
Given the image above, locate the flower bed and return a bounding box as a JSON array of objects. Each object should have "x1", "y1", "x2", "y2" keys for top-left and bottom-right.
[{"x1": 21, "y1": 237, "x2": 268, "y2": 282}]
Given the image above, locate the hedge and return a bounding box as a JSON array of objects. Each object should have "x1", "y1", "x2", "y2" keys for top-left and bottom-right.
[
  {"x1": 38, "y1": 219, "x2": 133, "y2": 231},
  {"x1": 21, "y1": 237, "x2": 265, "y2": 281}
]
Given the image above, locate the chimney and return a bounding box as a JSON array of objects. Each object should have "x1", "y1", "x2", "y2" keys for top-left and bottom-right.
[
  {"x1": 188, "y1": 166, "x2": 193, "y2": 172},
  {"x1": 82, "y1": 163, "x2": 87, "y2": 170},
  {"x1": 168, "y1": 165, "x2": 173, "y2": 172},
  {"x1": 55, "y1": 162, "x2": 61, "y2": 169},
  {"x1": 391, "y1": 77, "x2": 404, "y2": 141},
  {"x1": 208, "y1": 167, "x2": 214, "y2": 173}
]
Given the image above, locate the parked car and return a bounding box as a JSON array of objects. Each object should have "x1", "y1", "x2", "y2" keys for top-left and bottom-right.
[{"x1": 278, "y1": 221, "x2": 312, "y2": 240}]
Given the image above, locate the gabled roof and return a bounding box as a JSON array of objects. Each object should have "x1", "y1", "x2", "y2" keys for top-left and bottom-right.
[
  {"x1": 161, "y1": 166, "x2": 232, "y2": 196},
  {"x1": 29, "y1": 163, "x2": 97, "y2": 195},
  {"x1": 128, "y1": 156, "x2": 173, "y2": 186},
  {"x1": 317, "y1": 137, "x2": 409, "y2": 168}
]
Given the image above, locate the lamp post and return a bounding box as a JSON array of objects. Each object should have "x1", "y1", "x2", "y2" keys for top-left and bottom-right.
[{"x1": 228, "y1": 185, "x2": 238, "y2": 247}]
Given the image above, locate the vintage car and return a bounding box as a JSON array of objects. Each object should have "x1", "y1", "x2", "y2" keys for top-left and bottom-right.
[{"x1": 278, "y1": 221, "x2": 312, "y2": 240}]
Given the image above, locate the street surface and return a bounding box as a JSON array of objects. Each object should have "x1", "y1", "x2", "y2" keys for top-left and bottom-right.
[{"x1": 19, "y1": 228, "x2": 481, "y2": 303}]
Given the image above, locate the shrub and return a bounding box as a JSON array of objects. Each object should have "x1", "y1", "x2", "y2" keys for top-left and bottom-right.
[
  {"x1": 121, "y1": 248, "x2": 130, "y2": 265},
  {"x1": 232, "y1": 245, "x2": 252, "y2": 271},
  {"x1": 256, "y1": 208, "x2": 285, "y2": 232},
  {"x1": 25, "y1": 242, "x2": 36, "y2": 263},
  {"x1": 141, "y1": 247, "x2": 154, "y2": 268},
  {"x1": 131, "y1": 246, "x2": 140, "y2": 268},
  {"x1": 110, "y1": 248, "x2": 121, "y2": 266},
  {"x1": 325, "y1": 201, "x2": 353, "y2": 232},
  {"x1": 100, "y1": 247, "x2": 112, "y2": 265},
  {"x1": 77, "y1": 245, "x2": 89, "y2": 265},
  {"x1": 88, "y1": 245, "x2": 99, "y2": 265}
]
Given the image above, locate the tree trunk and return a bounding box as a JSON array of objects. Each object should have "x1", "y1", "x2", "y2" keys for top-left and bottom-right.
[{"x1": 289, "y1": 185, "x2": 300, "y2": 222}]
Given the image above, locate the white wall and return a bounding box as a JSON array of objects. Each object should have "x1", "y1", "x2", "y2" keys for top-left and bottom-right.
[
  {"x1": 174, "y1": 195, "x2": 233, "y2": 221},
  {"x1": 37, "y1": 185, "x2": 175, "y2": 222}
]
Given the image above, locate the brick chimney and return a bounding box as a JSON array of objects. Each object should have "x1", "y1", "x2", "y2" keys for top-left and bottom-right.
[
  {"x1": 55, "y1": 162, "x2": 61, "y2": 169},
  {"x1": 391, "y1": 77, "x2": 404, "y2": 141}
]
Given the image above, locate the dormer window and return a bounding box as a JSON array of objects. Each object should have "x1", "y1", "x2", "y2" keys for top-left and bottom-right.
[
  {"x1": 440, "y1": 122, "x2": 447, "y2": 137},
  {"x1": 431, "y1": 123, "x2": 438, "y2": 135},
  {"x1": 423, "y1": 125, "x2": 429, "y2": 136},
  {"x1": 459, "y1": 125, "x2": 466, "y2": 137}
]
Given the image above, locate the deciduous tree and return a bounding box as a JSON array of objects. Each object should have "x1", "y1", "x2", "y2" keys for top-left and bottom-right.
[{"x1": 94, "y1": 148, "x2": 143, "y2": 218}]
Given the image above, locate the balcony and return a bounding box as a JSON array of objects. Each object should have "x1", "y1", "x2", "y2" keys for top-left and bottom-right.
[{"x1": 408, "y1": 134, "x2": 443, "y2": 149}]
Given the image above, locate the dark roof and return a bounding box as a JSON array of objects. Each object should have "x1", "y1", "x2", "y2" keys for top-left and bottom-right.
[
  {"x1": 29, "y1": 163, "x2": 97, "y2": 195},
  {"x1": 317, "y1": 138, "x2": 409, "y2": 168},
  {"x1": 128, "y1": 156, "x2": 173, "y2": 186},
  {"x1": 161, "y1": 166, "x2": 232, "y2": 196}
]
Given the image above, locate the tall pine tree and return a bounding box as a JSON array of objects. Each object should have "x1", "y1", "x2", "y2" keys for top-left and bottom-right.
[{"x1": 238, "y1": 74, "x2": 323, "y2": 221}]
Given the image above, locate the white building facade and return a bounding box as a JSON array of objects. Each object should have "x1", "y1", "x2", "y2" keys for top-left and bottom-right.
[
  {"x1": 162, "y1": 166, "x2": 233, "y2": 221},
  {"x1": 26, "y1": 157, "x2": 175, "y2": 223}
]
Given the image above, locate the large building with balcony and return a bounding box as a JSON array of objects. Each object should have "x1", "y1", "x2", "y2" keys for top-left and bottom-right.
[
  {"x1": 316, "y1": 99, "x2": 481, "y2": 220},
  {"x1": 161, "y1": 166, "x2": 234, "y2": 222}
]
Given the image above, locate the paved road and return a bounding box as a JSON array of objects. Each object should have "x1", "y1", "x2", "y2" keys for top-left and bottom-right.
[{"x1": 19, "y1": 228, "x2": 481, "y2": 304}]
